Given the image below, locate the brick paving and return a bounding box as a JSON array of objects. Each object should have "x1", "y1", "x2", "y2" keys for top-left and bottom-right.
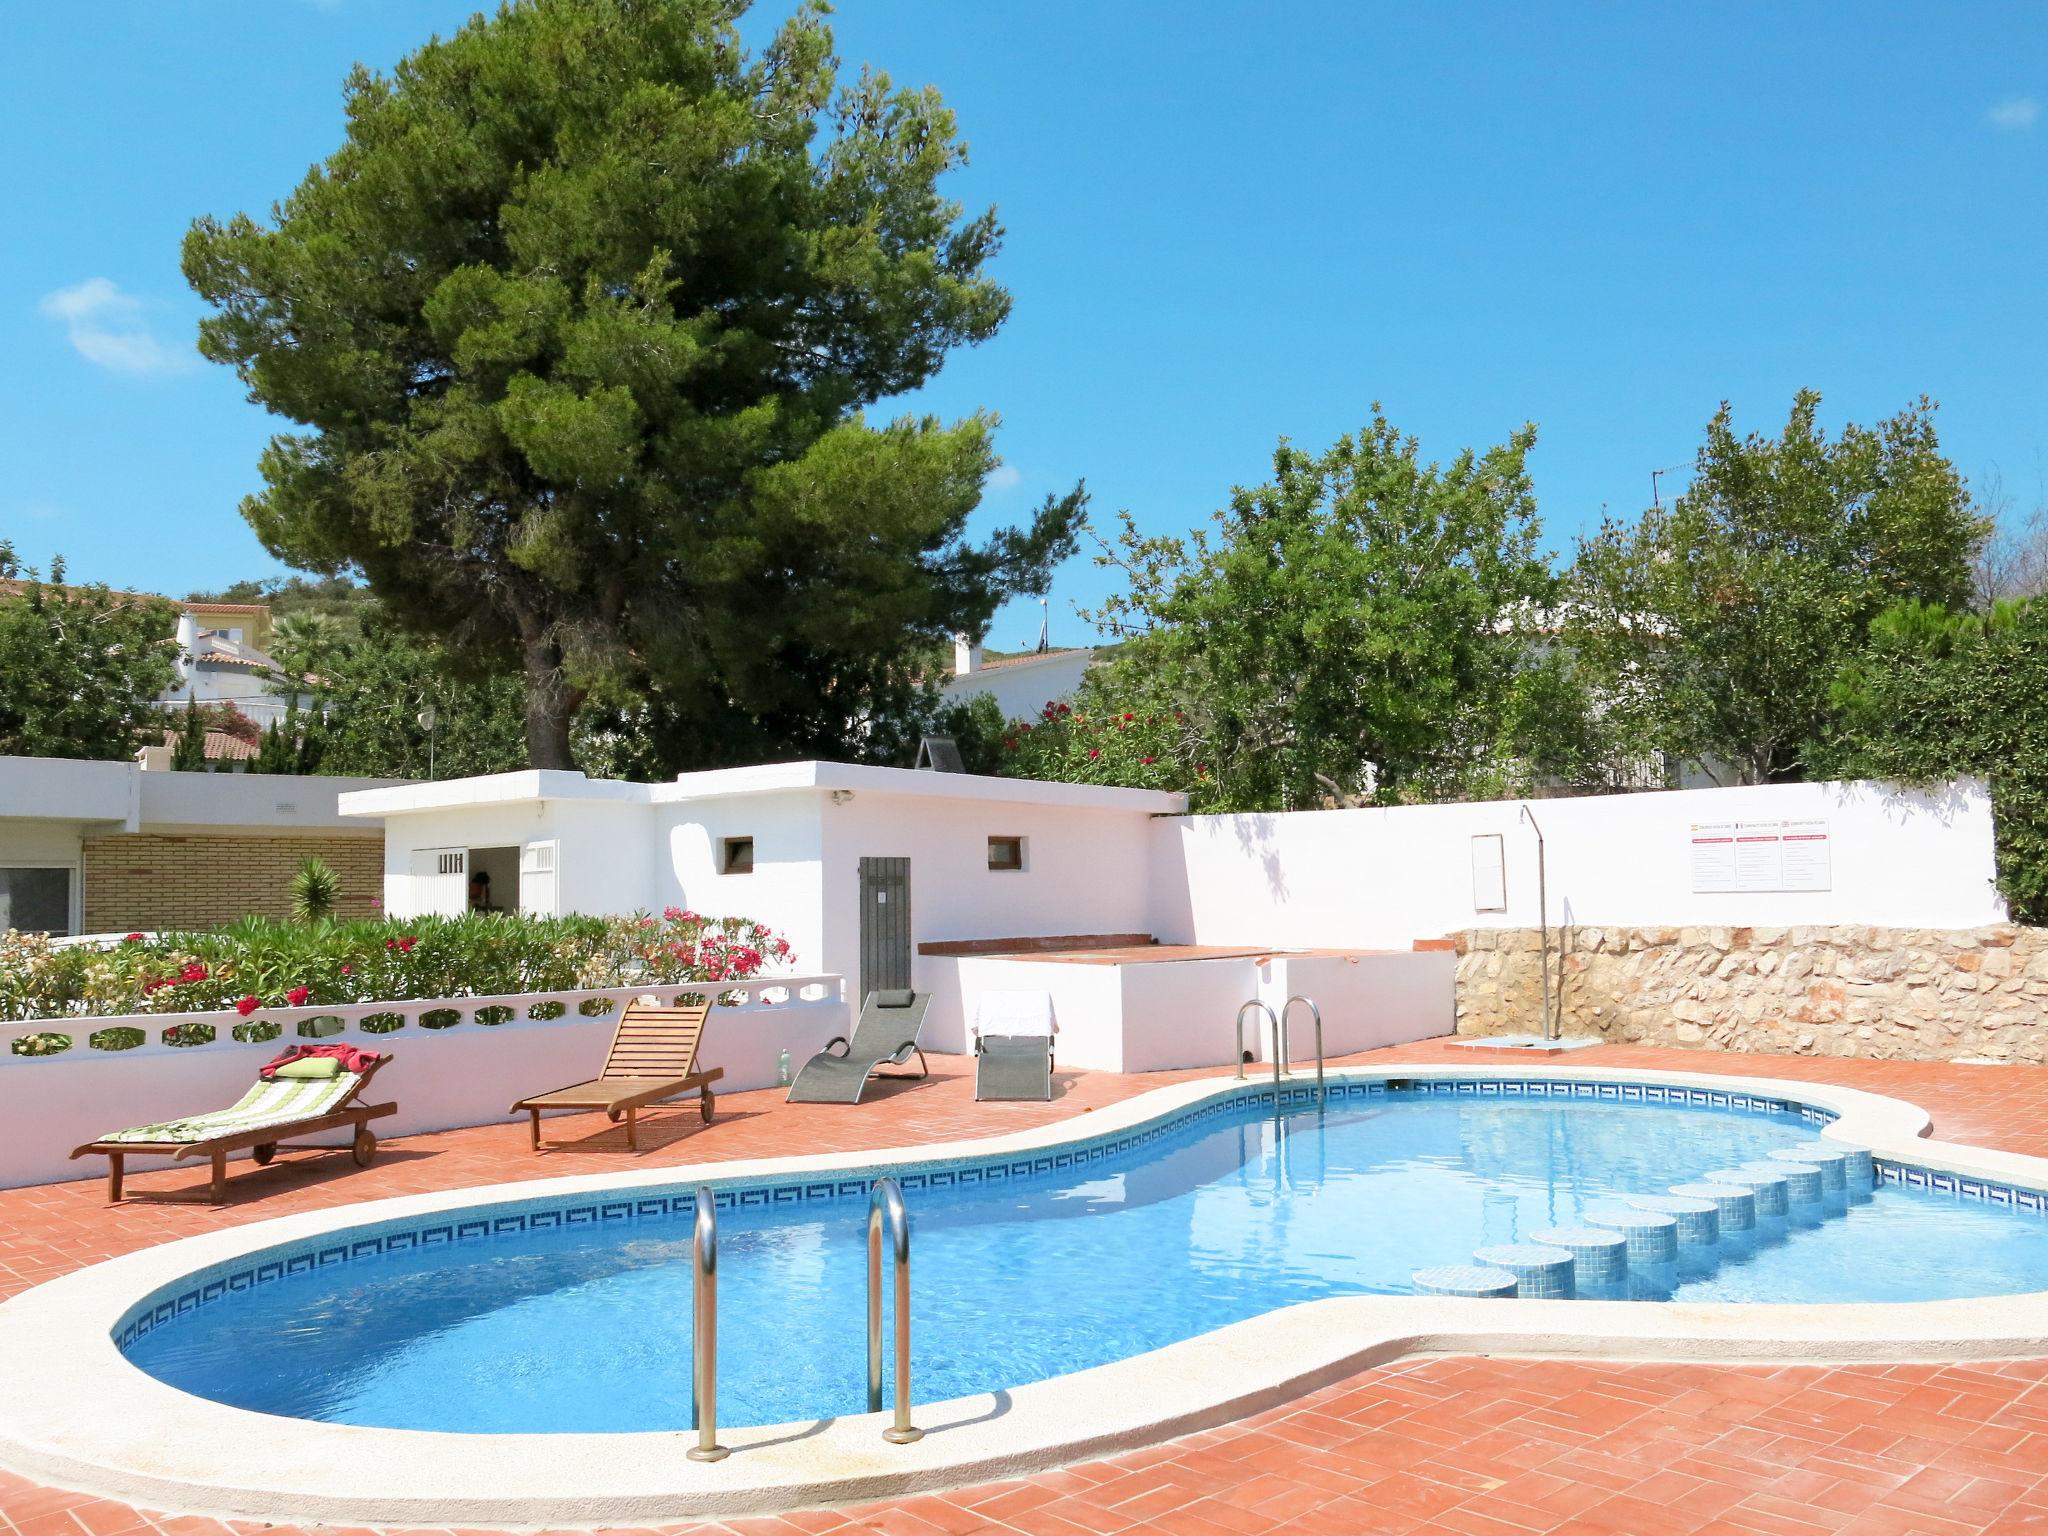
[{"x1": 2, "y1": 1041, "x2": 2046, "y2": 1535}]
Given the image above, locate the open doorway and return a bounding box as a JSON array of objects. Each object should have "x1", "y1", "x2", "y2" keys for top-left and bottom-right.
[{"x1": 467, "y1": 846, "x2": 522, "y2": 914}]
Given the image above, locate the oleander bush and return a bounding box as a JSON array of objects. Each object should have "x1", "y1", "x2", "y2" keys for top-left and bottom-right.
[{"x1": 0, "y1": 910, "x2": 794, "y2": 1024}]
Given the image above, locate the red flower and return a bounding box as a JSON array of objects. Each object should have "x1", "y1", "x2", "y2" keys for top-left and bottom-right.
[
  {"x1": 235, "y1": 996, "x2": 260, "y2": 1017},
  {"x1": 385, "y1": 938, "x2": 397, "y2": 950},
  {"x1": 341, "y1": 964, "x2": 353, "y2": 975},
  {"x1": 1087, "y1": 748, "x2": 1101, "y2": 759},
  {"x1": 397, "y1": 936, "x2": 418, "y2": 953},
  {"x1": 1003, "y1": 739, "x2": 1017, "y2": 750},
  {"x1": 123, "y1": 933, "x2": 144, "y2": 943},
  {"x1": 287, "y1": 985, "x2": 311, "y2": 1007},
  {"x1": 1058, "y1": 702, "x2": 1072, "y2": 714},
  {"x1": 1142, "y1": 755, "x2": 1157, "y2": 765},
  {"x1": 1018, "y1": 723, "x2": 1031, "y2": 733},
  {"x1": 663, "y1": 906, "x2": 683, "y2": 921},
  {"x1": 180, "y1": 963, "x2": 208, "y2": 983},
  {"x1": 1122, "y1": 713, "x2": 1135, "y2": 721}
]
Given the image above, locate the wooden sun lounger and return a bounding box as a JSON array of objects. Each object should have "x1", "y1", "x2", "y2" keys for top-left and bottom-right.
[
  {"x1": 70, "y1": 1057, "x2": 396, "y2": 1205},
  {"x1": 511, "y1": 999, "x2": 721, "y2": 1151}
]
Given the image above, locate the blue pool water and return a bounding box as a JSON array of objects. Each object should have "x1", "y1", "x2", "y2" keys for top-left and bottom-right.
[{"x1": 125, "y1": 1089, "x2": 2048, "y2": 1433}]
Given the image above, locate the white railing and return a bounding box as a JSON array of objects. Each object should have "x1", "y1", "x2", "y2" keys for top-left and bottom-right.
[
  {"x1": 0, "y1": 974, "x2": 849, "y2": 1189},
  {"x1": 2, "y1": 974, "x2": 844, "y2": 1065}
]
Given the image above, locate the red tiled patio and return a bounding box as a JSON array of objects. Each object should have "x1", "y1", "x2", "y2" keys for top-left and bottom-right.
[{"x1": 3, "y1": 1040, "x2": 2046, "y2": 1536}]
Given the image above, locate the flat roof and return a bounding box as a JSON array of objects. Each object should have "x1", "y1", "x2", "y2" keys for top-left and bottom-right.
[{"x1": 340, "y1": 761, "x2": 1186, "y2": 819}]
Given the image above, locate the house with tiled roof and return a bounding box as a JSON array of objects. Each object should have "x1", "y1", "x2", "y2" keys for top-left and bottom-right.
[
  {"x1": 937, "y1": 637, "x2": 1097, "y2": 721},
  {"x1": 151, "y1": 604, "x2": 312, "y2": 769}
]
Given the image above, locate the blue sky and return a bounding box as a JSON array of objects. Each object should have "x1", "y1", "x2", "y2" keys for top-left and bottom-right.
[{"x1": 3, "y1": 2, "x2": 2043, "y2": 647}]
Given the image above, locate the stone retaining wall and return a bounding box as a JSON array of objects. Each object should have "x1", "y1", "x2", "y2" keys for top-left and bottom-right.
[{"x1": 1452, "y1": 924, "x2": 2046, "y2": 1063}]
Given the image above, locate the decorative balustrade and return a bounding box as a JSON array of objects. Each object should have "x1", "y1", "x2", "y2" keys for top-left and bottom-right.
[{"x1": 4, "y1": 974, "x2": 844, "y2": 1063}]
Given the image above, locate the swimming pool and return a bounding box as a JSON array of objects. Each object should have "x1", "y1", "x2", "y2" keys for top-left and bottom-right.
[{"x1": 122, "y1": 1079, "x2": 2048, "y2": 1435}]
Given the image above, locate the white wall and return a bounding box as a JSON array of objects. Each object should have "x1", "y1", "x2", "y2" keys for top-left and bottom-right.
[
  {"x1": 0, "y1": 984, "x2": 848, "y2": 1189},
  {"x1": 654, "y1": 790, "x2": 828, "y2": 975},
  {"x1": 940, "y1": 650, "x2": 1095, "y2": 721},
  {"x1": 137, "y1": 769, "x2": 403, "y2": 832},
  {"x1": 820, "y1": 792, "x2": 1159, "y2": 1041},
  {"x1": 1151, "y1": 779, "x2": 2004, "y2": 948},
  {"x1": 943, "y1": 950, "x2": 1455, "y2": 1073}
]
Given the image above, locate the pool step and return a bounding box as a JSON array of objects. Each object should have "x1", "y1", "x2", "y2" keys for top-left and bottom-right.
[
  {"x1": 1471, "y1": 1243, "x2": 1576, "y2": 1298},
  {"x1": 1527, "y1": 1227, "x2": 1628, "y2": 1289},
  {"x1": 1412, "y1": 1264, "x2": 1518, "y2": 1298}
]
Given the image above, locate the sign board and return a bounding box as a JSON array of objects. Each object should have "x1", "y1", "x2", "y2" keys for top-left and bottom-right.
[
  {"x1": 1470, "y1": 833, "x2": 1507, "y2": 912},
  {"x1": 1689, "y1": 818, "x2": 1831, "y2": 893}
]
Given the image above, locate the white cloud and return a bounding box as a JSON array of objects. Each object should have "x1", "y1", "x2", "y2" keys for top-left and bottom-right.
[
  {"x1": 987, "y1": 463, "x2": 1023, "y2": 492},
  {"x1": 38, "y1": 278, "x2": 194, "y2": 376},
  {"x1": 1987, "y1": 97, "x2": 2040, "y2": 131}
]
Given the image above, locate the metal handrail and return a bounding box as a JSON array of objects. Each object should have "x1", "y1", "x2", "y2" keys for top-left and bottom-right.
[
  {"x1": 867, "y1": 1178, "x2": 922, "y2": 1444},
  {"x1": 687, "y1": 1185, "x2": 728, "y2": 1462},
  {"x1": 1519, "y1": 805, "x2": 1555, "y2": 1040},
  {"x1": 1283, "y1": 995, "x2": 1325, "y2": 1104},
  {"x1": 1234, "y1": 999, "x2": 1283, "y2": 1086}
]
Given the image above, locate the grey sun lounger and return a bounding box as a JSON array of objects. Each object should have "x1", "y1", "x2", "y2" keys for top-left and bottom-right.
[
  {"x1": 787, "y1": 989, "x2": 931, "y2": 1104},
  {"x1": 973, "y1": 991, "x2": 1057, "y2": 1102}
]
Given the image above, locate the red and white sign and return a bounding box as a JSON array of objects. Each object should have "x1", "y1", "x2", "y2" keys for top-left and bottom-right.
[{"x1": 1690, "y1": 818, "x2": 1830, "y2": 894}]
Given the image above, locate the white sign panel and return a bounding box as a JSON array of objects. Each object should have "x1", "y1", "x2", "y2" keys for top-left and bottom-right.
[
  {"x1": 1470, "y1": 833, "x2": 1507, "y2": 912},
  {"x1": 1690, "y1": 818, "x2": 1831, "y2": 894}
]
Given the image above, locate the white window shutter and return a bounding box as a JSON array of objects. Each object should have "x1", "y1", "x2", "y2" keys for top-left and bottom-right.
[
  {"x1": 520, "y1": 840, "x2": 559, "y2": 916},
  {"x1": 408, "y1": 847, "x2": 467, "y2": 917}
]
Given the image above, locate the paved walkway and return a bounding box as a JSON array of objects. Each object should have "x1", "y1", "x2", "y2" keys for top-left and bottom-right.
[{"x1": 2, "y1": 1042, "x2": 2046, "y2": 1536}]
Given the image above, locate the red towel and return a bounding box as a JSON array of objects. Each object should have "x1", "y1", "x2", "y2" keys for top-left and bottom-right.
[{"x1": 259, "y1": 1042, "x2": 388, "y2": 1080}]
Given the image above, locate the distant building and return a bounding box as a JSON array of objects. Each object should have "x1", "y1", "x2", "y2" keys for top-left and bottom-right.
[
  {"x1": 0, "y1": 755, "x2": 403, "y2": 936},
  {"x1": 937, "y1": 636, "x2": 1096, "y2": 722}
]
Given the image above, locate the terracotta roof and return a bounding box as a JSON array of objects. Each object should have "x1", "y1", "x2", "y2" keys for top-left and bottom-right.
[
  {"x1": 159, "y1": 727, "x2": 260, "y2": 762},
  {"x1": 185, "y1": 602, "x2": 272, "y2": 616}
]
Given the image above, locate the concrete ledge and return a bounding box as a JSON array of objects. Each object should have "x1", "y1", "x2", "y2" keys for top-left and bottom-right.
[{"x1": 0, "y1": 1062, "x2": 2043, "y2": 1525}]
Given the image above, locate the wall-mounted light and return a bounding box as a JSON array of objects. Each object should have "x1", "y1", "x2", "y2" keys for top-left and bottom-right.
[{"x1": 830, "y1": 789, "x2": 855, "y2": 805}]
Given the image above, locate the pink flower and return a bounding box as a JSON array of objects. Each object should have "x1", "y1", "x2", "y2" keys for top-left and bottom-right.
[
  {"x1": 235, "y1": 996, "x2": 260, "y2": 1017},
  {"x1": 287, "y1": 985, "x2": 310, "y2": 1007},
  {"x1": 664, "y1": 906, "x2": 683, "y2": 921},
  {"x1": 341, "y1": 964, "x2": 353, "y2": 975},
  {"x1": 369, "y1": 897, "x2": 383, "y2": 910}
]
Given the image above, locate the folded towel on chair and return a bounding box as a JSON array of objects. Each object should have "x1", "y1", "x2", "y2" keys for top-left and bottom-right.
[{"x1": 973, "y1": 991, "x2": 1056, "y2": 1042}]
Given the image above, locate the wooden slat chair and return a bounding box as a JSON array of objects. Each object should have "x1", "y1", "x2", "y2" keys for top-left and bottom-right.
[{"x1": 510, "y1": 998, "x2": 721, "y2": 1152}]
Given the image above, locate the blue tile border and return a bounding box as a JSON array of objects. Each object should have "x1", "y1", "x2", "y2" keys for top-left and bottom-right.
[{"x1": 110, "y1": 1072, "x2": 2048, "y2": 1352}]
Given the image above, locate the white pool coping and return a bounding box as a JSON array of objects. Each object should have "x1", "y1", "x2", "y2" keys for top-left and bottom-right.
[{"x1": 0, "y1": 1061, "x2": 2044, "y2": 1526}]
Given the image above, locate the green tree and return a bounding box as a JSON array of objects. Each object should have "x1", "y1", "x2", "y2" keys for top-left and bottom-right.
[
  {"x1": 0, "y1": 568, "x2": 180, "y2": 761},
  {"x1": 168, "y1": 698, "x2": 209, "y2": 771},
  {"x1": 1818, "y1": 598, "x2": 2048, "y2": 922},
  {"x1": 251, "y1": 697, "x2": 326, "y2": 776},
  {"x1": 307, "y1": 622, "x2": 528, "y2": 780},
  {"x1": 184, "y1": 0, "x2": 1081, "y2": 770},
  {"x1": 1086, "y1": 411, "x2": 1562, "y2": 810},
  {"x1": 1566, "y1": 391, "x2": 1986, "y2": 786}
]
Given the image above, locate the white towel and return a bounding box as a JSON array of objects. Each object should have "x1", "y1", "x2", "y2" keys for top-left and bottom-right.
[{"x1": 972, "y1": 991, "x2": 1057, "y2": 1040}]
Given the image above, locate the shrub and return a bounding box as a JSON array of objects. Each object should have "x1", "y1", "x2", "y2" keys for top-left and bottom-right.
[{"x1": 290, "y1": 856, "x2": 340, "y2": 923}]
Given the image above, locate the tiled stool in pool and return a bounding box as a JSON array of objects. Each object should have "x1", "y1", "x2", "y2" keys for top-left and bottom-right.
[
  {"x1": 1472, "y1": 1243, "x2": 1576, "y2": 1299},
  {"x1": 1529, "y1": 1226, "x2": 1629, "y2": 1289},
  {"x1": 1668, "y1": 1182, "x2": 1757, "y2": 1232},
  {"x1": 1705, "y1": 1166, "x2": 1790, "y2": 1218},
  {"x1": 1412, "y1": 1264, "x2": 1518, "y2": 1299},
  {"x1": 1583, "y1": 1205, "x2": 1679, "y2": 1265},
  {"x1": 1769, "y1": 1145, "x2": 1849, "y2": 1194},
  {"x1": 1777, "y1": 1142, "x2": 1875, "y2": 1190},
  {"x1": 1745, "y1": 1159, "x2": 1823, "y2": 1205},
  {"x1": 1624, "y1": 1192, "x2": 1719, "y2": 1246}
]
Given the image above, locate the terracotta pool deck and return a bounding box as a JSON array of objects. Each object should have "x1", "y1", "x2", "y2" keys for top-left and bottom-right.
[{"x1": 3, "y1": 1040, "x2": 2047, "y2": 1536}]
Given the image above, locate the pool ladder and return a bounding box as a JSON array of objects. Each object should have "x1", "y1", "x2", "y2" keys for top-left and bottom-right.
[
  {"x1": 1234, "y1": 996, "x2": 1326, "y2": 1106},
  {"x1": 685, "y1": 1177, "x2": 921, "y2": 1460}
]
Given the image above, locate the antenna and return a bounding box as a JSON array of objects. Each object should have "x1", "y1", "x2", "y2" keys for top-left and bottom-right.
[
  {"x1": 1036, "y1": 597, "x2": 1049, "y2": 654},
  {"x1": 1650, "y1": 462, "x2": 1690, "y2": 509}
]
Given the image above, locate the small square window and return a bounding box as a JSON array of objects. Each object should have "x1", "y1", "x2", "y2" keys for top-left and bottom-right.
[
  {"x1": 722, "y1": 836, "x2": 755, "y2": 875},
  {"x1": 988, "y1": 835, "x2": 1024, "y2": 872}
]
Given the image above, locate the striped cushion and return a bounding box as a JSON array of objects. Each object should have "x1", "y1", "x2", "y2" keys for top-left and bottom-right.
[{"x1": 98, "y1": 1074, "x2": 361, "y2": 1144}]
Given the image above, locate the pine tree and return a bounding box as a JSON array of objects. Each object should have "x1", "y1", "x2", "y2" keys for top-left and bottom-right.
[{"x1": 169, "y1": 698, "x2": 209, "y2": 772}]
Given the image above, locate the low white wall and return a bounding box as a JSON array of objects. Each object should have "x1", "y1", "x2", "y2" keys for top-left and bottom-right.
[
  {"x1": 0, "y1": 978, "x2": 847, "y2": 1189},
  {"x1": 1252, "y1": 952, "x2": 1457, "y2": 1062},
  {"x1": 946, "y1": 951, "x2": 1454, "y2": 1074},
  {"x1": 1151, "y1": 778, "x2": 2004, "y2": 948}
]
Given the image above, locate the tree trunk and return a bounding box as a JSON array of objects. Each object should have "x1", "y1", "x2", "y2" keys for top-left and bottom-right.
[{"x1": 522, "y1": 633, "x2": 585, "y2": 770}]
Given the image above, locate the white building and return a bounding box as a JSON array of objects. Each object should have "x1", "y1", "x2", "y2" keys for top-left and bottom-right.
[
  {"x1": 938, "y1": 636, "x2": 1096, "y2": 722},
  {"x1": 0, "y1": 756, "x2": 402, "y2": 935}
]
